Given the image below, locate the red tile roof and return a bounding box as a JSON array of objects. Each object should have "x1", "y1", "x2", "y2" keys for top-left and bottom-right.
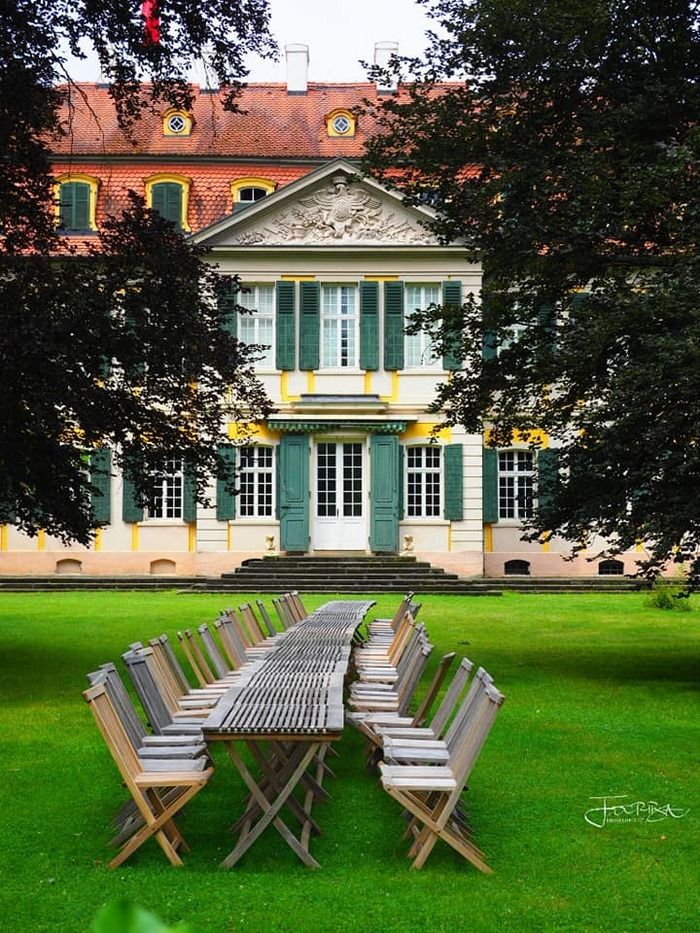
[{"x1": 50, "y1": 82, "x2": 394, "y2": 159}]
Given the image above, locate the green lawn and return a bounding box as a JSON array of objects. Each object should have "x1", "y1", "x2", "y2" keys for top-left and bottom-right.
[{"x1": 0, "y1": 591, "x2": 697, "y2": 932}]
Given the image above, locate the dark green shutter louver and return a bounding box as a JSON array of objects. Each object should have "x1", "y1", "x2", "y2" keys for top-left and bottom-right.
[
  {"x1": 122, "y1": 457, "x2": 144, "y2": 523},
  {"x1": 442, "y1": 281, "x2": 462, "y2": 371},
  {"x1": 183, "y1": 459, "x2": 197, "y2": 523},
  {"x1": 299, "y1": 281, "x2": 320, "y2": 371},
  {"x1": 219, "y1": 277, "x2": 238, "y2": 338},
  {"x1": 278, "y1": 435, "x2": 310, "y2": 551},
  {"x1": 384, "y1": 282, "x2": 405, "y2": 371},
  {"x1": 275, "y1": 281, "x2": 296, "y2": 371},
  {"x1": 90, "y1": 448, "x2": 112, "y2": 525},
  {"x1": 360, "y1": 281, "x2": 379, "y2": 371},
  {"x1": 482, "y1": 447, "x2": 499, "y2": 523},
  {"x1": 151, "y1": 182, "x2": 183, "y2": 228},
  {"x1": 398, "y1": 444, "x2": 405, "y2": 521},
  {"x1": 537, "y1": 448, "x2": 560, "y2": 516},
  {"x1": 216, "y1": 444, "x2": 236, "y2": 521},
  {"x1": 59, "y1": 182, "x2": 91, "y2": 231},
  {"x1": 444, "y1": 444, "x2": 463, "y2": 520},
  {"x1": 370, "y1": 435, "x2": 400, "y2": 552}
]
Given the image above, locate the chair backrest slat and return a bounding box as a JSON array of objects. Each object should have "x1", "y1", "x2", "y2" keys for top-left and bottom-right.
[
  {"x1": 83, "y1": 681, "x2": 142, "y2": 782},
  {"x1": 198, "y1": 623, "x2": 230, "y2": 678},
  {"x1": 90, "y1": 662, "x2": 146, "y2": 748},
  {"x1": 122, "y1": 647, "x2": 173, "y2": 733},
  {"x1": 411, "y1": 652, "x2": 455, "y2": 727},
  {"x1": 429, "y1": 657, "x2": 474, "y2": 737},
  {"x1": 255, "y1": 600, "x2": 277, "y2": 637}
]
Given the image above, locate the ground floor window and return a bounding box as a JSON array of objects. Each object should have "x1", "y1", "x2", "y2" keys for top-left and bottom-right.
[
  {"x1": 149, "y1": 457, "x2": 183, "y2": 519},
  {"x1": 498, "y1": 450, "x2": 534, "y2": 519},
  {"x1": 406, "y1": 445, "x2": 441, "y2": 517},
  {"x1": 239, "y1": 446, "x2": 274, "y2": 517}
]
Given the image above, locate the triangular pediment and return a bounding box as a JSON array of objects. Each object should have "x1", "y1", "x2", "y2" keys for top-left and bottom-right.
[{"x1": 192, "y1": 159, "x2": 441, "y2": 248}]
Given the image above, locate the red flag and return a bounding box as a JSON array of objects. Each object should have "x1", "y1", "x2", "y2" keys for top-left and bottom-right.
[{"x1": 141, "y1": 0, "x2": 160, "y2": 45}]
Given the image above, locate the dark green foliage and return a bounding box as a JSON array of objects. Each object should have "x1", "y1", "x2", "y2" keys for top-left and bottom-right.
[
  {"x1": 0, "y1": 0, "x2": 275, "y2": 543},
  {"x1": 365, "y1": 0, "x2": 700, "y2": 585}
]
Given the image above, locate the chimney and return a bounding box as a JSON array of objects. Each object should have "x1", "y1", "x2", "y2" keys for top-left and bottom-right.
[
  {"x1": 374, "y1": 41, "x2": 399, "y2": 94},
  {"x1": 285, "y1": 44, "x2": 309, "y2": 95}
]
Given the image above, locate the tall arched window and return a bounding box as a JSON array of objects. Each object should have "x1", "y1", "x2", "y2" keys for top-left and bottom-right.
[
  {"x1": 55, "y1": 174, "x2": 99, "y2": 232},
  {"x1": 144, "y1": 174, "x2": 191, "y2": 231}
]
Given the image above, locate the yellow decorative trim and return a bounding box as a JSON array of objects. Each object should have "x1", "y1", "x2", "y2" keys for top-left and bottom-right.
[
  {"x1": 1, "y1": 525, "x2": 7, "y2": 552},
  {"x1": 227, "y1": 422, "x2": 280, "y2": 443},
  {"x1": 37, "y1": 530, "x2": 46, "y2": 551},
  {"x1": 363, "y1": 371, "x2": 373, "y2": 393},
  {"x1": 144, "y1": 173, "x2": 192, "y2": 232},
  {"x1": 326, "y1": 109, "x2": 356, "y2": 137},
  {"x1": 364, "y1": 275, "x2": 399, "y2": 281},
  {"x1": 280, "y1": 371, "x2": 290, "y2": 402},
  {"x1": 483, "y1": 428, "x2": 549, "y2": 448},
  {"x1": 541, "y1": 537, "x2": 551, "y2": 553},
  {"x1": 188, "y1": 524, "x2": 196, "y2": 552},
  {"x1": 447, "y1": 525, "x2": 452, "y2": 552},
  {"x1": 280, "y1": 275, "x2": 316, "y2": 281},
  {"x1": 53, "y1": 174, "x2": 99, "y2": 231},
  {"x1": 635, "y1": 541, "x2": 645, "y2": 553},
  {"x1": 402, "y1": 422, "x2": 451, "y2": 442},
  {"x1": 380, "y1": 371, "x2": 400, "y2": 403},
  {"x1": 306, "y1": 371, "x2": 316, "y2": 393},
  {"x1": 227, "y1": 523, "x2": 232, "y2": 551},
  {"x1": 230, "y1": 177, "x2": 276, "y2": 204},
  {"x1": 131, "y1": 523, "x2": 139, "y2": 552},
  {"x1": 94, "y1": 528, "x2": 102, "y2": 552},
  {"x1": 483, "y1": 524, "x2": 493, "y2": 553},
  {"x1": 162, "y1": 108, "x2": 193, "y2": 137}
]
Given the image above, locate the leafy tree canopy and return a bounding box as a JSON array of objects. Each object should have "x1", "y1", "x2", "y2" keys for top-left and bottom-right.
[
  {"x1": 0, "y1": 0, "x2": 276, "y2": 542},
  {"x1": 365, "y1": 0, "x2": 700, "y2": 584}
]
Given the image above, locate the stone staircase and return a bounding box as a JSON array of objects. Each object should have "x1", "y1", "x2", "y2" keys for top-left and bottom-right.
[
  {"x1": 190, "y1": 556, "x2": 501, "y2": 595},
  {"x1": 486, "y1": 575, "x2": 643, "y2": 593}
]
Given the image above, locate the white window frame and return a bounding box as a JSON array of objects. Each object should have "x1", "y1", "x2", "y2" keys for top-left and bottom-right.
[
  {"x1": 238, "y1": 445, "x2": 275, "y2": 519},
  {"x1": 405, "y1": 445, "x2": 442, "y2": 518},
  {"x1": 148, "y1": 457, "x2": 184, "y2": 520},
  {"x1": 238, "y1": 186, "x2": 268, "y2": 203},
  {"x1": 498, "y1": 449, "x2": 535, "y2": 521},
  {"x1": 320, "y1": 284, "x2": 359, "y2": 369},
  {"x1": 404, "y1": 283, "x2": 441, "y2": 369},
  {"x1": 237, "y1": 284, "x2": 275, "y2": 369}
]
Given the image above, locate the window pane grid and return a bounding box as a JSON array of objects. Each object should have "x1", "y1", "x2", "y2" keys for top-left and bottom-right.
[
  {"x1": 342, "y1": 443, "x2": 362, "y2": 517},
  {"x1": 317, "y1": 443, "x2": 337, "y2": 517},
  {"x1": 321, "y1": 286, "x2": 358, "y2": 368},
  {"x1": 498, "y1": 451, "x2": 534, "y2": 519},
  {"x1": 239, "y1": 446, "x2": 273, "y2": 518},
  {"x1": 405, "y1": 284, "x2": 440, "y2": 368},
  {"x1": 406, "y1": 445, "x2": 441, "y2": 517},
  {"x1": 149, "y1": 457, "x2": 183, "y2": 519},
  {"x1": 238, "y1": 285, "x2": 275, "y2": 367}
]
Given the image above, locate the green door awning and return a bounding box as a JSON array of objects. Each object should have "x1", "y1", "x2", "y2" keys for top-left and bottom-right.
[{"x1": 269, "y1": 420, "x2": 408, "y2": 434}]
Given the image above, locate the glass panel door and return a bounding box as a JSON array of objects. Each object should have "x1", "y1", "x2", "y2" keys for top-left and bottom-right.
[{"x1": 314, "y1": 441, "x2": 366, "y2": 549}]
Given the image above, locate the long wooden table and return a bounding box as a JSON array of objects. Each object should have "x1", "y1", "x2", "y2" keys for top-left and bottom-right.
[{"x1": 203, "y1": 600, "x2": 374, "y2": 868}]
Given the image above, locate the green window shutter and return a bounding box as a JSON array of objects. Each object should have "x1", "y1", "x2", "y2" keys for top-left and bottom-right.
[
  {"x1": 482, "y1": 447, "x2": 499, "y2": 523},
  {"x1": 299, "y1": 281, "x2": 320, "y2": 371},
  {"x1": 219, "y1": 276, "x2": 238, "y2": 338},
  {"x1": 60, "y1": 182, "x2": 90, "y2": 231},
  {"x1": 442, "y1": 281, "x2": 462, "y2": 371},
  {"x1": 152, "y1": 183, "x2": 182, "y2": 228},
  {"x1": 182, "y1": 459, "x2": 197, "y2": 523},
  {"x1": 482, "y1": 330, "x2": 498, "y2": 359},
  {"x1": 360, "y1": 281, "x2": 379, "y2": 371},
  {"x1": 537, "y1": 448, "x2": 560, "y2": 516},
  {"x1": 444, "y1": 443, "x2": 463, "y2": 520},
  {"x1": 275, "y1": 281, "x2": 296, "y2": 371},
  {"x1": 122, "y1": 458, "x2": 144, "y2": 523},
  {"x1": 398, "y1": 444, "x2": 405, "y2": 521},
  {"x1": 384, "y1": 282, "x2": 405, "y2": 371},
  {"x1": 278, "y1": 435, "x2": 309, "y2": 551},
  {"x1": 90, "y1": 448, "x2": 112, "y2": 525},
  {"x1": 216, "y1": 444, "x2": 236, "y2": 521},
  {"x1": 370, "y1": 434, "x2": 400, "y2": 552}
]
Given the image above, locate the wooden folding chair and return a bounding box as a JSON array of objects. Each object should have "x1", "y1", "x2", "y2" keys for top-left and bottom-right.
[
  {"x1": 84, "y1": 682, "x2": 213, "y2": 868},
  {"x1": 289, "y1": 590, "x2": 308, "y2": 620},
  {"x1": 379, "y1": 682, "x2": 505, "y2": 871},
  {"x1": 149, "y1": 635, "x2": 228, "y2": 703},
  {"x1": 122, "y1": 648, "x2": 209, "y2": 737},
  {"x1": 255, "y1": 599, "x2": 277, "y2": 637},
  {"x1": 272, "y1": 596, "x2": 295, "y2": 630},
  {"x1": 366, "y1": 593, "x2": 414, "y2": 638}
]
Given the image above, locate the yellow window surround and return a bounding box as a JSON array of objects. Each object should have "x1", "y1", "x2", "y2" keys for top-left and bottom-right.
[
  {"x1": 326, "y1": 109, "x2": 356, "y2": 137},
  {"x1": 230, "y1": 177, "x2": 276, "y2": 205},
  {"x1": 483, "y1": 428, "x2": 549, "y2": 449},
  {"x1": 162, "y1": 108, "x2": 193, "y2": 137},
  {"x1": 144, "y1": 173, "x2": 192, "y2": 232},
  {"x1": 53, "y1": 173, "x2": 99, "y2": 231}
]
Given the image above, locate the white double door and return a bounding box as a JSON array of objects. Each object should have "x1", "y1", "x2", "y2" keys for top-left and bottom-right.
[{"x1": 313, "y1": 440, "x2": 367, "y2": 550}]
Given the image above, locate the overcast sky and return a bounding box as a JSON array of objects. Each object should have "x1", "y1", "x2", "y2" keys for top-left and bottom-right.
[{"x1": 64, "y1": 0, "x2": 434, "y2": 83}]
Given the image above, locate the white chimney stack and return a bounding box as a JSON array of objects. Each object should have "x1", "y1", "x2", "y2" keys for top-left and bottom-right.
[
  {"x1": 286, "y1": 44, "x2": 309, "y2": 95},
  {"x1": 374, "y1": 41, "x2": 399, "y2": 93}
]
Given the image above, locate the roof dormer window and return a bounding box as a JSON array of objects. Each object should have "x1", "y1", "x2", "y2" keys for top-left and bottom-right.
[
  {"x1": 163, "y1": 109, "x2": 193, "y2": 137},
  {"x1": 326, "y1": 109, "x2": 356, "y2": 138}
]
